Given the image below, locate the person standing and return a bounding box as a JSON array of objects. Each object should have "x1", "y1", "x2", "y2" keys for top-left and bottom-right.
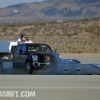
[
  {"x1": 26, "y1": 37, "x2": 33, "y2": 43},
  {"x1": 17, "y1": 35, "x2": 26, "y2": 44}
]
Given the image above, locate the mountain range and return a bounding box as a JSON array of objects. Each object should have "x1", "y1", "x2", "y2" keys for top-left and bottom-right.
[{"x1": 0, "y1": 0, "x2": 100, "y2": 23}]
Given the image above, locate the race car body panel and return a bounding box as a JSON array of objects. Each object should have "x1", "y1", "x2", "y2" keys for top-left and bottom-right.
[{"x1": 50, "y1": 52, "x2": 100, "y2": 75}]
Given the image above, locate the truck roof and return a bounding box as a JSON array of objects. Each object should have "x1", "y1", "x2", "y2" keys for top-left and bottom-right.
[{"x1": 18, "y1": 43, "x2": 49, "y2": 46}]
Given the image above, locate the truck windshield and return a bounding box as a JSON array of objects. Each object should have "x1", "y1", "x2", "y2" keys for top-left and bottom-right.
[{"x1": 27, "y1": 44, "x2": 52, "y2": 52}]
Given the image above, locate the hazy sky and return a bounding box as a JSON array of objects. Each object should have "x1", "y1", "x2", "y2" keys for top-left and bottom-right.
[{"x1": 0, "y1": 0, "x2": 45, "y2": 8}]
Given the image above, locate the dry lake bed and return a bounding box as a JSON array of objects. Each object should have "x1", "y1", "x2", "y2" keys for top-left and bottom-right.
[{"x1": 0, "y1": 54, "x2": 100, "y2": 100}]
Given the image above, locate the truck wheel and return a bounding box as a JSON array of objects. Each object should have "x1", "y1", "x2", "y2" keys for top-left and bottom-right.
[{"x1": 26, "y1": 62, "x2": 33, "y2": 74}]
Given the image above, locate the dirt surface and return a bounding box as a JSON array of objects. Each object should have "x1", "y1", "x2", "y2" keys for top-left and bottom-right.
[
  {"x1": 0, "y1": 76, "x2": 100, "y2": 100},
  {"x1": 0, "y1": 54, "x2": 100, "y2": 100}
]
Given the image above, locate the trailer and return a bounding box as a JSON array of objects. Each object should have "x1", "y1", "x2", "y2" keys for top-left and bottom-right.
[{"x1": 0, "y1": 40, "x2": 17, "y2": 70}]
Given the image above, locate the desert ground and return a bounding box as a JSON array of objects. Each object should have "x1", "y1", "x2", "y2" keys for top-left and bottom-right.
[
  {"x1": 0, "y1": 18, "x2": 100, "y2": 53},
  {"x1": 0, "y1": 75, "x2": 100, "y2": 100},
  {"x1": 0, "y1": 53, "x2": 100, "y2": 100}
]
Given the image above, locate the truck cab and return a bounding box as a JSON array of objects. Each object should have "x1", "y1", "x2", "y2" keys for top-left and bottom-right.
[{"x1": 13, "y1": 43, "x2": 51, "y2": 74}]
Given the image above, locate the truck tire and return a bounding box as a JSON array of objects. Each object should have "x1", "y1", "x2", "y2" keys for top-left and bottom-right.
[{"x1": 26, "y1": 62, "x2": 33, "y2": 74}]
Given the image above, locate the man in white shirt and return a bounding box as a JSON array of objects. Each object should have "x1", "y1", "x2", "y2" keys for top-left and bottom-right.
[
  {"x1": 17, "y1": 35, "x2": 26, "y2": 44},
  {"x1": 26, "y1": 37, "x2": 33, "y2": 43}
]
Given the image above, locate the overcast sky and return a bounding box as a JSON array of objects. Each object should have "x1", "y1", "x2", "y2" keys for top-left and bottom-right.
[{"x1": 0, "y1": 0, "x2": 45, "y2": 8}]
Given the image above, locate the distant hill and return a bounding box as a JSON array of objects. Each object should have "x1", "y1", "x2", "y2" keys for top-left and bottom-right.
[{"x1": 0, "y1": 0, "x2": 100, "y2": 23}]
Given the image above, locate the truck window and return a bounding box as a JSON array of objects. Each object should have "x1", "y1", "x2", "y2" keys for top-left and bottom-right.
[
  {"x1": 21, "y1": 45, "x2": 26, "y2": 53},
  {"x1": 39, "y1": 45, "x2": 52, "y2": 52},
  {"x1": 15, "y1": 45, "x2": 22, "y2": 54},
  {"x1": 27, "y1": 44, "x2": 52, "y2": 52}
]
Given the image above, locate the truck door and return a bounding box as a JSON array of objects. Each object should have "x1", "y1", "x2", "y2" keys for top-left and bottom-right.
[
  {"x1": 19, "y1": 45, "x2": 27, "y2": 67},
  {"x1": 13, "y1": 44, "x2": 22, "y2": 68}
]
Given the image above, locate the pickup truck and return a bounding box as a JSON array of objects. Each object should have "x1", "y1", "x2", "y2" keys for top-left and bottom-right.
[
  {"x1": 0, "y1": 40, "x2": 51, "y2": 74},
  {"x1": 13, "y1": 43, "x2": 51, "y2": 74}
]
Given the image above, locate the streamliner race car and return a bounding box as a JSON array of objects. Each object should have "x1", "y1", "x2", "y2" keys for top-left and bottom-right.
[{"x1": 49, "y1": 52, "x2": 100, "y2": 75}]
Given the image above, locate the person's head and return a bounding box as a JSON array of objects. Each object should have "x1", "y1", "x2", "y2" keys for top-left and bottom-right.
[
  {"x1": 21, "y1": 35, "x2": 25, "y2": 42},
  {"x1": 27, "y1": 37, "x2": 30, "y2": 41},
  {"x1": 21, "y1": 35, "x2": 24, "y2": 39}
]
